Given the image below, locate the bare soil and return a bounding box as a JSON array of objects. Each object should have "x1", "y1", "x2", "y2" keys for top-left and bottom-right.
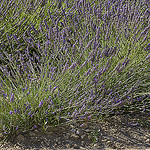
[{"x1": 0, "y1": 112, "x2": 150, "y2": 150}]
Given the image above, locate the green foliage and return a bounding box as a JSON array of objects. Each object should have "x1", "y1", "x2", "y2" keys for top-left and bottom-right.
[{"x1": 0, "y1": 0, "x2": 149, "y2": 144}]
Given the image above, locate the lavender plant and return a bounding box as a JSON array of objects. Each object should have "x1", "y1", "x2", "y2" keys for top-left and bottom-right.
[{"x1": 0, "y1": 0, "x2": 149, "y2": 142}]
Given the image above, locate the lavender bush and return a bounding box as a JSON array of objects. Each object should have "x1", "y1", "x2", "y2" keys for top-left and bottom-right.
[{"x1": 0, "y1": 0, "x2": 149, "y2": 141}]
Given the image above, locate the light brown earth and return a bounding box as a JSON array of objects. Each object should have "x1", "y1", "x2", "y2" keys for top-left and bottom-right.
[{"x1": 0, "y1": 112, "x2": 150, "y2": 150}]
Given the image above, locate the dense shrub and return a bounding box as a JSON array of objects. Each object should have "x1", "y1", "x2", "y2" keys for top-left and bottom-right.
[{"x1": 0, "y1": 0, "x2": 149, "y2": 141}]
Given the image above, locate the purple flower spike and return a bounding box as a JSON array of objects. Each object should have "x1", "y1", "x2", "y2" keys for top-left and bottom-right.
[
  {"x1": 39, "y1": 100, "x2": 44, "y2": 107},
  {"x1": 16, "y1": 126, "x2": 18, "y2": 130},
  {"x1": 14, "y1": 109, "x2": 17, "y2": 113},
  {"x1": 28, "y1": 111, "x2": 31, "y2": 116},
  {"x1": 10, "y1": 93, "x2": 14, "y2": 102},
  {"x1": 10, "y1": 111, "x2": 13, "y2": 115}
]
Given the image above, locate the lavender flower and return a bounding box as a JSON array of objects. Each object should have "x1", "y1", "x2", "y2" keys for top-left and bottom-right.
[
  {"x1": 1, "y1": 0, "x2": 149, "y2": 139},
  {"x1": 10, "y1": 111, "x2": 13, "y2": 115},
  {"x1": 39, "y1": 100, "x2": 44, "y2": 107},
  {"x1": 16, "y1": 126, "x2": 18, "y2": 130},
  {"x1": 10, "y1": 93, "x2": 14, "y2": 102}
]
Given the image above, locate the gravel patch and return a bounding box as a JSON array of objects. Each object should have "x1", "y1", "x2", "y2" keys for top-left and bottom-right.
[{"x1": 0, "y1": 113, "x2": 150, "y2": 150}]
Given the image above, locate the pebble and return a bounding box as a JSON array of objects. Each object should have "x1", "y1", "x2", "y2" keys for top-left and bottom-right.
[
  {"x1": 110, "y1": 137, "x2": 115, "y2": 141},
  {"x1": 81, "y1": 134, "x2": 88, "y2": 140},
  {"x1": 71, "y1": 128, "x2": 76, "y2": 134},
  {"x1": 57, "y1": 141, "x2": 61, "y2": 145},
  {"x1": 71, "y1": 133, "x2": 79, "y2": 139},
  {"x1": 94, "y1": 143, "x2": 99, "y2": 147},
  {"x1": 76, "y1": 129, "x2": 84, "y2": 136},
  {"x1": 85, "y1": 129, "x2": 91, "y2": 133},
  {"x1": 30, "y1": 137, "x2": 39, "y2": 143},
  {"x1": 15, "y1": 146, "x2": 21, "y2": 149},
  {"x1": 63, "y1": 133, "x2": 69, "y2": 139},
  {"x1": 29, "y1": 132, "x2": 36, "y2": 137},
  {"x1": 73, "y1": 144, "x2": 80, "y2": 149},
  {"x1": 0, "y1": 133, "x2": 3, "y2": 140},
  {"x1": 16, "y1": 134, "x2": 26, "y2": 143},
  {"x1": 81, "y1": 140, "x2": 85, "y2": 146}
]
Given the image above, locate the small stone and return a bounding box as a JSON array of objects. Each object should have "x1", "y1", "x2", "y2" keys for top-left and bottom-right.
[
  {"x1": 71, "y1": 133, "x2": 79, "y2": 139},
  {"x1": 66, "y1": 144, "x2": 70, "y2": 148},
  {"x1": 76, "y1": 129, "x2": 84, "y2": 136},
  {"x1": 58, "y1": 141, "x2": 61, "y2": 145},
  {"x1": 85, "y1": 129, "x2": 91, "y2": 133},
  {"x1": 73, "y1": 144, "x2": 80, "y2": 149},
  {"x1": 120, "y1": 128, "x2": 126, "y2": 133},
  {"x1": 81, "y1": 134, "x2": 88, "y2": 140},
  {"x1": 55, "y1": 137, "x2": 60, "y2": 142},
  {"x1": 110, "y1": 137, "x2": 114, "y2": 141},
  {"x1": 71, "y1": 128, "x2": 76, "y2": 134},
  {"x1": 64, "y1": 133, "x2": 69, "y2": 139},
  {"x1": 30, "y1": 137, "x2": 39, "y2": 143},
  {"x1": 45, "y1": 126, "x2": 56, "y2": 133},
  {"x1": 146, "y1": 139, "x2": 150, "y2": 143},
  {"x1": 34, "y1": 129, "x2": 39, "y2": 134},
  {"x1": 16, "y1": 134, "x2": 26, "y2": 142},
  {"x1": 29, "y1": 131, "x2": 36, "y2": 137},
  {"x1": 38, "y1": 127, "x2": 44, "y2": 133},
  {"x1": 15, "y1": 146, "x2": 21, "y2": 149},
  {"x1": 70, "y1": 124, "x2": 75, "y2": 128},
  {"x1": 81, "y1": 140, "x2": 85, "y2": 146},
  {"x1": 94, "y1": 143, "x2": 99, "y2": 147},
  {"x1": 0, "y1": 133, "x2": 3, "y2": 139}
]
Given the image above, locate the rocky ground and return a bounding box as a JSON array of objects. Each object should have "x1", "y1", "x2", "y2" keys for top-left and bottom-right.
[{"x1": 0, "y1": 112, "x2": 150, "y2": 150}]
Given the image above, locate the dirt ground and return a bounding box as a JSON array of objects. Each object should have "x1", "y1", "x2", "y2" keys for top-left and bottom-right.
[{"x1": 0, "y1": 112, "x2": 150, "y2": 150}]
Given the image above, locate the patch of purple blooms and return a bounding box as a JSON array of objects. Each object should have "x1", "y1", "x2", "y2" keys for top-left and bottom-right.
[{"x1": 0, "y1": 0, "x2": 149, "y2": 139}]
